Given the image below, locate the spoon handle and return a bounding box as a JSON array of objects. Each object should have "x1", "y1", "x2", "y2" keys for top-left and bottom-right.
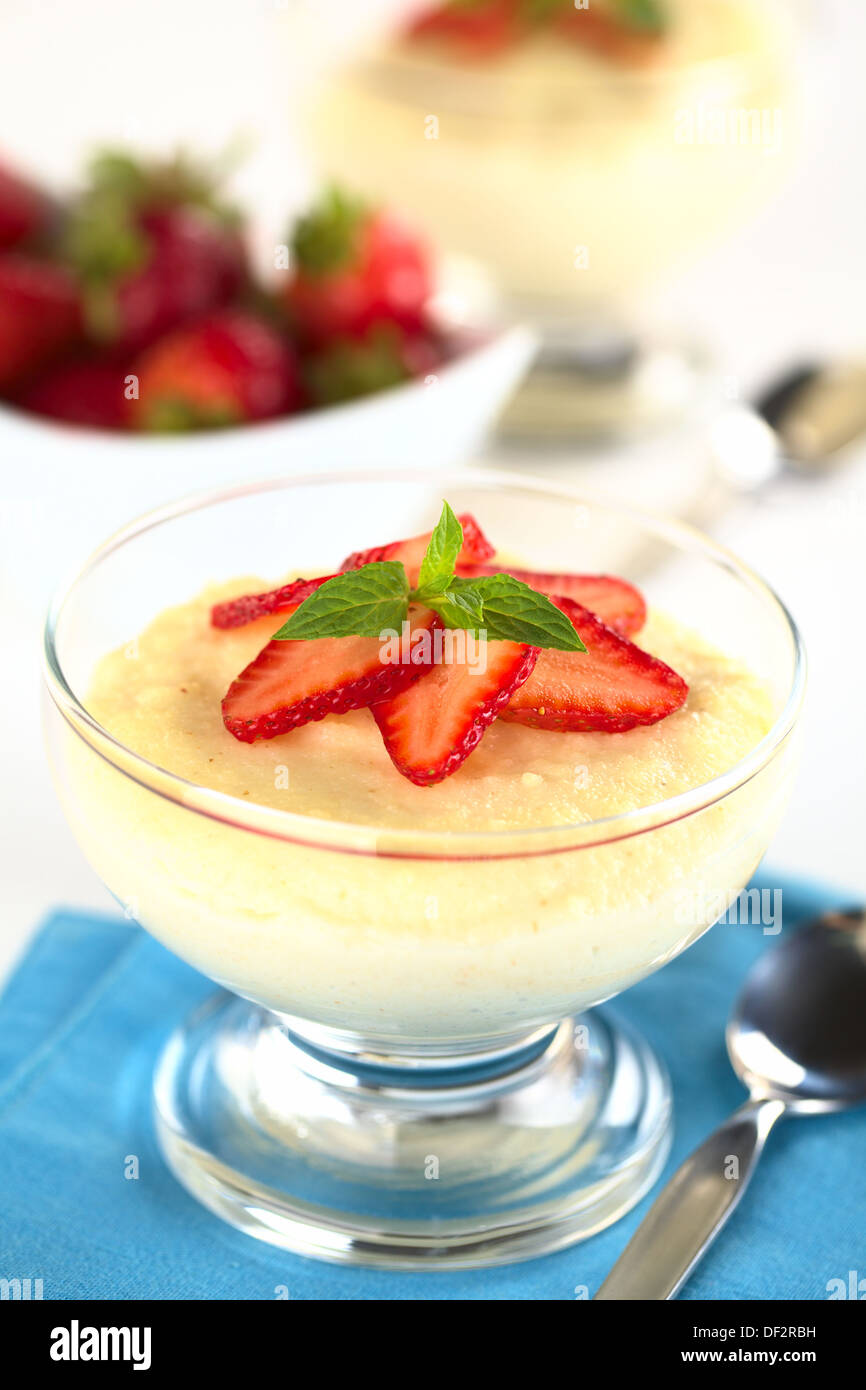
[{"x1": 594, "y1": 1096, "x2": 786, "y2": 1300}]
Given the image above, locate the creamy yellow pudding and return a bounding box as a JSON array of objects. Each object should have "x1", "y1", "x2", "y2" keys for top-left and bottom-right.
[
  {"x1": 311, "y1": 0, "x2": 796, "y2": 311},
  {"x1": 57, "y1": 572, "x2": 794, "y2": 1046},
  {"x1": 89, "y1": 577, "x2": 770, "y2": 832}
]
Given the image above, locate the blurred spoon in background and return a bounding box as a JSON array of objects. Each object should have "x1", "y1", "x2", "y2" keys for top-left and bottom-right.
[{"x1": 711, "y1": 358, "x2": 866, "y2": 490}]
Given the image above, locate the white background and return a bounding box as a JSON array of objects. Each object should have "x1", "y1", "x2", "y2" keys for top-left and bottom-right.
[{"x1": 1, "y1": 0, "x2": 865, "y2": 983}]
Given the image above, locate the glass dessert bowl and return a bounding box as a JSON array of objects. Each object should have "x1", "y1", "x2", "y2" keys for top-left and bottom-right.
[
  {"x1": 43, "y1": 469, "x2": 804, "y2": 1267},
  {"x1": 308, "y1": 0, "x2": 802, "y2": 438}
]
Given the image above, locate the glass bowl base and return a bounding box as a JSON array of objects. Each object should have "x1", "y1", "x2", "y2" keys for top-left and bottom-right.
[{"x1": 153, "y1": 994, "x2": 672, "y2": 1270}]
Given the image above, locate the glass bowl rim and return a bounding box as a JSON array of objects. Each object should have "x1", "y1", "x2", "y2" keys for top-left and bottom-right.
[{"x1": 42, "y1": 466, "x2": 806, "y2": 862}]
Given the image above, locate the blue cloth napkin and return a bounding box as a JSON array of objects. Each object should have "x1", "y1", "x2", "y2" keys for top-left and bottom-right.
[{"x1": 1, "y1": 870, "x2": 864, "y2": 1301}]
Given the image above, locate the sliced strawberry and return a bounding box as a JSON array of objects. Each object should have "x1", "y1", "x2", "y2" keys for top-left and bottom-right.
[
  {"x1": 556, "y1": 7, "x2": 665, "y2": 66},
  {"x1": 456, "y1": 563, "x2": 646, "y2": 636},
  {"x1": 501, "y1": 596, "x2": 687, "y2": 733},
  {"x1": 341, "y1": 513, "x2": 495, "y2": 580},
  {"x1": 223, "y1": 606, "x2": 440, "y2": 743},
  {"x1": 211, "y1": 573, "x2": 338, "y2": 630},
  {"x1": 372, "y1": 638, "x2": 538, "y2": 786},
  {"x1": 407, "y1": 1, "x2": 526, "y2": 57},
  {"x1": 212, "y1": 508, "x2": 494, "y2": 631}
]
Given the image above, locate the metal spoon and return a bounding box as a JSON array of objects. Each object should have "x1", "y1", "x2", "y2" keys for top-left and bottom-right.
[
  {"x1": 711, "y1": 360, "x2": 866, "y2": 491},
  {"x1": 595, "y1": 908, "x2": 866, "y2": 1300}
]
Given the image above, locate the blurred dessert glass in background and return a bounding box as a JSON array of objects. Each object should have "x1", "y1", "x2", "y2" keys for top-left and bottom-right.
[{"x1": 310, "y1": 0, "x2": 802, "y2": 437}]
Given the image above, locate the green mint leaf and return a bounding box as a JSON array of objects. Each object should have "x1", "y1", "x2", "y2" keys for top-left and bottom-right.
[
  {"x1": 521, "y1": 0, "x2": 666, "y2": 34},
  {"x1": 454, "y1": 574, "x2": 586, "y2": 651},
  {"x1": 273, "y1": 562, "x2": 409, "y2": 640},
  {"x1": 270, "y1": 501, "x2": 588, "y2": 656},
  {"x1": 426, "y1": 583, "x2": 486, "y2": 630},
  {"x1": 414, "y1": 501, "x2": 464, "y2": 600}
]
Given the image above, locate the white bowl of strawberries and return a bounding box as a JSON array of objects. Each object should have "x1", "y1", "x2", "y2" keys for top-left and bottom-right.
[{"x1": 0, "y1": 153, "x2": 534, "y2": 584}]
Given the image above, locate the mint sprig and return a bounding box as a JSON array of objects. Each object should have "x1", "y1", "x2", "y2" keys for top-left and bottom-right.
[
  {"x1": 414, "y1": 500, "x2": 464, "y2": 601},
  {"x1": 520, "y1": 0, "x2": 667, "y2": 34},
  {"x1": 273, "y1": 561, "x2": 409, "y2": 640},
  {"x1": 449, "y1": 573, "x2": 584, "y2": 648},
  {"x1": 273, "y1": 503, "x2": 586, "y2": 653}
]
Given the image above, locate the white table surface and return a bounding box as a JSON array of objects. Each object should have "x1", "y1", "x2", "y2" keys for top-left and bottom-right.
[{"x1": 2, "y1": 0, "x2": 865, "y2": 986}]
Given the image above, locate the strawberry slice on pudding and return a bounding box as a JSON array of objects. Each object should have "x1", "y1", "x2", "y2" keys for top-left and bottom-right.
[
  {"x1": 372, "y1": 638, "x2": 538, "y2": 786},
  {"x1": 216, "y1": 499, "x2": 687, "y2": 777},
  {"x1": 456, "y1": 564, "x2": 646, "y2": 636},
  {"x1": 211, "y1": 574, "x2": 339, "y2": 630},
  {"x1": 501, "y1": 597, "x2": 687, "y2": 734},
  {"x1": 213, "y1": 515, "x2": 496, "y2": 633},
  {"x1": 223, "y1": 606, "x2": 440, "y2": 743},
  {"x1": 556, "y1": 6, "x2": 666, "y2": 68},
  {"x1": 341, "y1": 513, "x2": 494, "y2": 581},
  {"x1": 407, "y1": 1, "x2": 525, "y2": 57}
]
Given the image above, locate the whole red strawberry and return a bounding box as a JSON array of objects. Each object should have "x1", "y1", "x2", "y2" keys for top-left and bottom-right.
[
  {"x1": 66, "y1": 150, "x2": 248, "y2": 355},
  {"x1": 302, "y1": 323, "x2": 441, "y2": 406},
  {"x1": 0, "y1": 254, "x2": 83, "y2": 392},
  {"x1": 16, "y1": 354, "x2": 132, "y2": 430},
  {"x1": 130, "y1": 310, "x2": 303, "y2": 431},
  {"x1": 0, "y1": 158, "x2": 53, "y2": 250},
  {"x1": 281, "y1": 188, "x2": 432, "y2": 348}
]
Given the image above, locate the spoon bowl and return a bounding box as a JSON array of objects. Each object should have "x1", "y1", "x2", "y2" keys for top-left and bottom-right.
[{"x1": 729, "y1": 910, "x2": 866, "y2": 1111}]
